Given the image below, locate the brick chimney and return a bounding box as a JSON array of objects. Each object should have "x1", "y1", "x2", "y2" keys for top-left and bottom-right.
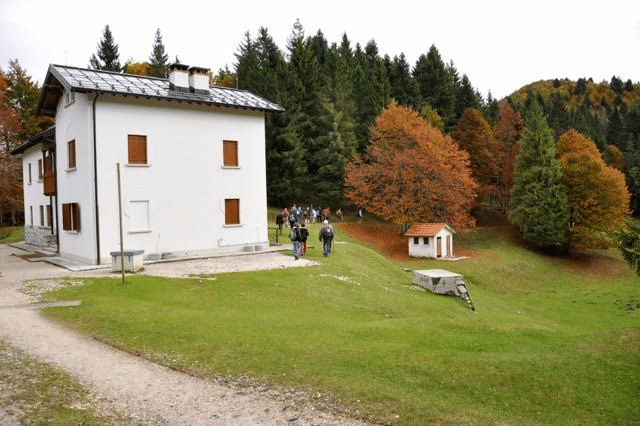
[
  {"x1": 189, "y1": 66, "x2": 210, "y2": 94},
  {"x1": 168, "y1": 63, "x2": 190, "y2": 92}
]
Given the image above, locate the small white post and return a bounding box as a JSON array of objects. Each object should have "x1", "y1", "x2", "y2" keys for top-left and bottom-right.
[{"x1": 117, "y1": 163, "x2": 125, "y2": 283}]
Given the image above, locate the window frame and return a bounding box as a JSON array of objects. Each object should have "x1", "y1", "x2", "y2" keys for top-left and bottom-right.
[
  {"x1": 222, "y1": 140, "x2": 239, "y2": 168},
  {"x1": 67, "y1": 140, "x2": 76, "y2": 170},
  {"x1": 224, "y1": 198, "x2": 240, "y2": 226},
  {"x1": 62, "y1": 202, "x2": 80, "y2": 232},
  {"x1": 128, "y1": 135, "x2": 148, "y2": 165}
]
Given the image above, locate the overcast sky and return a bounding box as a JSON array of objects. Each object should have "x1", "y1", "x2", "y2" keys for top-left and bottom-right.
[{"x1": 1, "y1": 0, "x2": 639, "y2": 100}]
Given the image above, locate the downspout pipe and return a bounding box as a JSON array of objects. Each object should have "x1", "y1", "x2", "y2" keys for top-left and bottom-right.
[{"x1": 92, "y1": 94, "x2": 101, "y2": 264}]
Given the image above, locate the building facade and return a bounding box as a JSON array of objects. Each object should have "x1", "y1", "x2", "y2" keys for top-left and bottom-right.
[{"x1": 12, "y1": 64, "x2": 283, "y2": 265}]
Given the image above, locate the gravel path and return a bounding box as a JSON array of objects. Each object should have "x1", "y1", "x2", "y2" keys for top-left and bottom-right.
[{"x1": 0, "y1": 244, "x2": 372, "y2": 425}]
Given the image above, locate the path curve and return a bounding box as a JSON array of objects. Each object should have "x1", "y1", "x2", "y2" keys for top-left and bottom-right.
[{"x1": 0, "y1": 244, "x2": 371, "y2": 425}]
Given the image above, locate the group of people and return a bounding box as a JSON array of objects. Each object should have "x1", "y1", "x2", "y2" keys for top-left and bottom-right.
[
  {"x1": 275, "y1": 205, "x2": 344, "y2": 235},
  {"x1": 276, "y1": 204, "x2": 336, "y2": 259}
]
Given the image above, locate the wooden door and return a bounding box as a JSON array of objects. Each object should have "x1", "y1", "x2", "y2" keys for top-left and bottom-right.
[{"x1": 436, "y1": 237, "x2": 442, "y2": 257}]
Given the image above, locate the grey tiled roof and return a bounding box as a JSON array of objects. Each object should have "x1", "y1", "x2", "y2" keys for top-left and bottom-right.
[{"x1": 36, "y1": 64, "x2": 284, "y2": 117}]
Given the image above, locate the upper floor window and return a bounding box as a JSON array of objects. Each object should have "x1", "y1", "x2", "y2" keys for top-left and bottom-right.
[
  {"x1": 223, "y1": 140, "x2": 238, "y2": 167},
  {"x1": 128, "y1": 135, "x2": 147, "y2": 165},
  {"x1": 68, "y1": 140, "x2": 76, "y2": 169},
  {"x1": 28, "y1": 163, "x2": 32, "y2": 184},
  {"x1": 38, "y1": 159, "x2": 43, "y2": 180}
]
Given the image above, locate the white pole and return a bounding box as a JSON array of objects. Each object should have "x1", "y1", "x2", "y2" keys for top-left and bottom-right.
[{"x1": 117, "y1": 163, "x2": 125, "y2": 283}]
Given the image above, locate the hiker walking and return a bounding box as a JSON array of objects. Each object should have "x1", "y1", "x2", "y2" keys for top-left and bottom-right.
[
  {"x1": 290, "y1": 222, "x2": 301, "y2": 260},
  {"x1": 318, "y1": 220, "x2": 335, "y2": 257},
  {"x1": 275, "y1": 209, "x2": 285, "y2": 235},
  {"x1": 299, "y1": 223, "x2": 309, "y2": 256}
]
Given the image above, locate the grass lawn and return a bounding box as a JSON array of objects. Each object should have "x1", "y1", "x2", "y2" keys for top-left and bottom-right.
[
  {"x1": 41, "y1": 223, "x2": 640, "y2": 425},
  {"x1": 0, "y1": 226, "x2": 24, "y2": 244}
]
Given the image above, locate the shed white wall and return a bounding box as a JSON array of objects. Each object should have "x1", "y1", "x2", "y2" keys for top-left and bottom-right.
[{"x1": 407, "y1": 228, "x2": 453, "y2": 258}]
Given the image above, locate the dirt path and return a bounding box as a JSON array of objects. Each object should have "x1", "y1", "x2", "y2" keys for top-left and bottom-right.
[{"x1": 0, "y1": 244, "x2": 371, "y2": 425}]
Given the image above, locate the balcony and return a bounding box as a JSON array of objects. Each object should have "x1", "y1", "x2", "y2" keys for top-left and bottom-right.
[{"x1": 43, "y1": 171, "x2": 56, "y2": 196}]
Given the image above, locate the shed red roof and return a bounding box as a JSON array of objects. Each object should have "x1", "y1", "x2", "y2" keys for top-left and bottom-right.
[{"x1": 404, "y1": 223, "x2": 454, "y2": 237}]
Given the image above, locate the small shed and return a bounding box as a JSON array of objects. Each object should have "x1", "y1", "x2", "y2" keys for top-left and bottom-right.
[{"x1": 405, "y1": 223, "x2": 455, "y2": 258}]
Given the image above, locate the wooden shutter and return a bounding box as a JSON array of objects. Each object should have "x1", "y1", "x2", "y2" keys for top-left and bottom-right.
[
  {"x1": 128, "y1": 135, "x2": 147, "y2": 164},
  {"x1": 38, "y1": 159, "x2": 43, "y2": 179},
  {"x1": 46, "y1": 205, "x2": 53, "y2": 228},
  {"x1": 68, "y1": 140, "x2": 76, "y2": 169},
  {"x1": 62, "y1": 203, "x2": 71, "y2": 230},
  {"x1": 225, "y1": 199, "x2": 240, "y2": 225},
  {"x1": 223, "y1": 140, "x2": 238, "y2": 166},
  {"x1": 71, "y1": 203, "x2": 80, "y2": 231}
]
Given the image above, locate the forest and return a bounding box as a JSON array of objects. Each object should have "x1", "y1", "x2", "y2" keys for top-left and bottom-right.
[{"x1": 1, "y1": 23, "x2": 640, "y2": 248}]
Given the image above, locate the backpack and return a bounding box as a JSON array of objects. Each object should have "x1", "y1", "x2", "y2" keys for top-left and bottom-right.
[
  {"x1": 322, "y1": 225, "x2": 334, "y2": 238},
  {"x1": 290, "y1": 227, "x2": 299, "y2": 241}
]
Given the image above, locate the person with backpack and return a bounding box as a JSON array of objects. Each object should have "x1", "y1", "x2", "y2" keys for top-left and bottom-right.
[
  {"x1": 290, "y1": 222, "x2": 301, "y2": 260},
  {"x1": 275, "y1": 209, "x2": 285, "y2": 235},
  {"x1": 318, "y1": 219, "x2": 335, "y2": 257},
  {"x1": 299, "y1": 223, "x2": 309, "y2": 256}
]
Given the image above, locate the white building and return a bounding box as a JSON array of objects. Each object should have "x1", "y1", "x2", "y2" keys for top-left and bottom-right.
[
  {"x1": 404, "y1": 223, "x2": 455, "y2": 258},
  {"x1": 12, "y1": 64, "x2": 283, "y2": 265}
]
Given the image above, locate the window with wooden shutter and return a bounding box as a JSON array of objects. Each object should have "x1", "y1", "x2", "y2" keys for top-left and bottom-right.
[
  {"x1": 223, "y1": 140, "x2": 238, "y2": 167},
  {"x1": 38, "y1": 159, "x2": 43, "y2": 180},
  {"x1": 46, "y1": 205, "x2": 53, "y2": 228},
  {"x1": 62, "y1": 203, "x2": 80, "y2": 231},
  {"x1": 68, "y1": 140, "x2": 76, "y2": 169},
  {"x1": 128, "y1": 135, "x2": 147, "y2": 164},
  {"x1": 225, "y1": 199, "x2": 240, "y2": 225},
  {"x1": 40, "y1": 205, "x2": 44, "y2": 226},
  {"x1": 28, "y1": 163, "x2": 32, "y2": 184}
]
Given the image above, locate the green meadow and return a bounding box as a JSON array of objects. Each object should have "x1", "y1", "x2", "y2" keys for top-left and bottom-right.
[{"x1": 42, "y1": 224, "x2": 640, "y2": 425}]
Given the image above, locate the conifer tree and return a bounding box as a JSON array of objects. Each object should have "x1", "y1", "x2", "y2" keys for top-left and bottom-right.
[
  {"x1": 413, "y1": 45, "x2": 456, "y2": 130},
  {"x1": 148, "y1": 29, "x2": 169, "y2": 78},
  {"x1": 493, "y1": 101, "x2": 524, "y2": 211},
  {"x1": 89, "y1": 25, "x2": 122, "y2": 72},
  {"x1": 509, "y1": 102, "x2": 570, "y2": 250}
]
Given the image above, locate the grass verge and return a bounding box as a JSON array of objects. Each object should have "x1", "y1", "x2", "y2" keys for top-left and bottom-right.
[
  {"x1": 41, "y1": 224, "x2": 640, "y2": 425},
  {"x1": 0, "y1": 226, "x2": 24, "y2": 244},
  {"x1": 0, "y1": 340, "x2": 125, "y2": 425}
]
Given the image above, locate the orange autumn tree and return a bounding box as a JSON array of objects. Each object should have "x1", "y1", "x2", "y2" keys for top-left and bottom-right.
[
  {"x1": 451, "y1": 107, "x2": 498, "y2": 203},
  {"x1": 344, "y1": 102, "x2": 478, "y2": 230},
  {"x1": 493, "y1": 101, "x2": 524, "y2": 211},
  {"x1": 557, "y1": 130, "x2": 630, "y2": 248}
]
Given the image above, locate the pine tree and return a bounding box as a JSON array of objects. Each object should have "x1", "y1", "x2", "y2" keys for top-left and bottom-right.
[
  {"x1": 148, "y1": 28, "x2": 169, "y2": 78},
  {"x1": 509, "y1": 102, "x2": 570, "y2": 250},
  {"x1": 386, "y1": 53, "x2": 421, "y2": 108},
  {"x1": 413, "y1": 45, "x2": 456, "y2": 130},
  {"x1": 89, "y1": 25, "x2": 122, "y2": 72}
]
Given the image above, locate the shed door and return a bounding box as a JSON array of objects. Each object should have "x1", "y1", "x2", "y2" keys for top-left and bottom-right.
[{"x1": 436, "y1": 237, "x2": 442, "y2": 257}]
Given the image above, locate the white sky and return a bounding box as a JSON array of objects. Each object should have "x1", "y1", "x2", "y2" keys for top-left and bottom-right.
[{"x1": 1, "y1": 0, "x2": 639, "y2": 100}]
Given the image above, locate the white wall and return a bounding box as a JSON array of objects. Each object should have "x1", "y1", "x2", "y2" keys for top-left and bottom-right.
[
  {"x1": 408, "y1": 229, "x2": 453, "y2": 258},
  {"x1": 92, "y1": 96, "x2": 269, "y2": 263},
  {"x1": 21, "y1": 146, "x2": 55, "y2": 243},
  {"x1": 54, "y1": 92, "x2": 98, "y2": 263}
]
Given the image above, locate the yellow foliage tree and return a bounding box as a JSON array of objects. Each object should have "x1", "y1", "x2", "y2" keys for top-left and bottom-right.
[{"x1": 557, "y1": 130, "x2": 630, "y2": 248}]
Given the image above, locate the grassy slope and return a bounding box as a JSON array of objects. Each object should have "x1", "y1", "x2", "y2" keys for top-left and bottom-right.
[{"x1": 42, "y1": 224, "x2": 640, "y2": 425}]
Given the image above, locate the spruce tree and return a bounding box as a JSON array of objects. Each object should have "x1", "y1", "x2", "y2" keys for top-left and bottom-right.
[
  {"x1": 89, "y1": 25, "x2": 122, "y2": 72},
  {"x1": 509, "y1": 101, "x2": 570, "y2": 250},
  {"x1": 148, "y1": 29, "x2": 169, "y2": 78}
]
